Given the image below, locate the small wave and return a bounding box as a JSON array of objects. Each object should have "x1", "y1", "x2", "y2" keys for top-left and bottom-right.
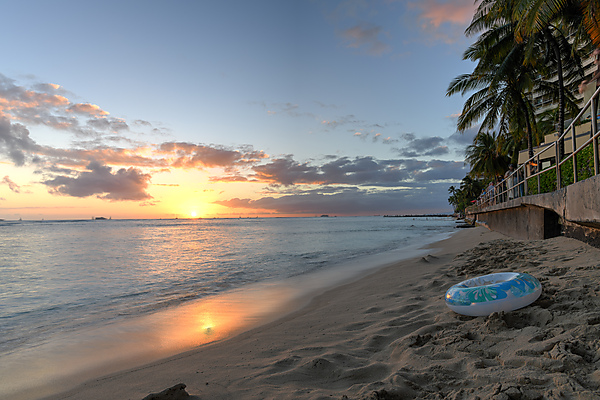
[{"x1": 112, "y1": 290, "x2": 152, "y2": 300}]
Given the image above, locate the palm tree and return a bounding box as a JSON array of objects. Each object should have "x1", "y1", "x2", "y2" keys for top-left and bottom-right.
[
  {"x1": 447, "y1": 0, "x2": 539, "y2": 159},
  {"x1": 514, "y1": 0, "x2": 600, "y2": 47},
  {"x1": 447, "y1": 177, "x2": 485, "y2": 214},
  {"x1": 465, "y1": 132, "x2": 511, "y2": 179},
  {"x1": 498, "y1": 127, "x2": 526, "y2": 166},
  {"x1": 447, "y1": 0, "x2": 597, "y2": 202},
  {"x1": 515, "y1": 1, "x2": 588, "y2": 157}
]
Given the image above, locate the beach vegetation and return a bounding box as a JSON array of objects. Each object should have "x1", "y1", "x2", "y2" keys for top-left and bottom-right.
[
  {"x1": 448, "y1": 0, "x2": 596, "y2": 207},
  {"x1": 527, "y1": 142, "x2": 596, "y2": 194},
  {"x1": 447, "y1": 0, "x2": 539, "y2": 160},
  {"x1": 448, "y1": 176, "x2": 485, "y2": 214},
  {"x1": 465, "y1": 131, "x2": 511, "y2": 180},
  {"x1": 515, "y1": 0, "x2": 591, "y2": 158}
]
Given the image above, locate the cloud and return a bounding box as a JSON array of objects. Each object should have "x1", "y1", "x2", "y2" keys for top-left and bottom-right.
[
  {"x1": 412, "y1": 0, "x2": 475, "y2": 29},
  {"x1": 267, "y1": 102, "x2": 298, "y2": 116},
  {"x1": 354, "y1": 131, "x2": 399, "y2": 144},
  {"x1": 252, "y1": 101, "x2": 314, "y2": 118},
  {"x1": 252, "y1": 156, "x2": 322, "y2": 185},
  {"x1": 411, "y1": 159, "x2": 468, "y2": 181},
  {"x1": 214, "y1": 155, "x2": 461, "y2": 188},
  {"x1": 43, "y1": 161, "x2": 152, "y2": 201},
  {"x1": 0, "y1": 117, "x2": 41, "y2": 166},
  {"x1": 0, "y1": 95, "x2": 271, "y2": 180},
  {"x1": 0, "y1": 74, "x2": 166, "y2": 139},
  {"x1": 87, "y1": 117, "x2": 128, "y2": 132},
  {"x1": 407, "y1": 0, "x2": 476, "y2": 43},
  {"x1": 66, "y1": 103, "x2": 109, "y2": 116},
  {"x1": 32, "y1": 82, "x2": 65, "y2": 94},
  {"x1": 215, "y1": 183, "x2": 454, "y2": 215},
  {"x1": 448, "y1": 125, "x2": 478, "y2": 145},
  {"x1": 341, "y1": 24, "x2": 391, "y2": 56},
  {"x1": 158, "y1": 142, "x2": 268, "y2": 169},
  {"x1": 321, "y1": 114, "x2": 379, "y2": 133},
  {"x1": 318, "y1": 156, "x2": 408, "y2": 185},
  {"x1": 40, "y1": 146, "x2": 164, "y2": 169},
  {"x1": 2, "y1": 176, "x2": 21, "y2": 193},
  {"x1": 0, "y1": 72, "x2": 465, "y2": 214},
  {"x1": 396, "y1": 133, "x2": 449, "y2": 157}
]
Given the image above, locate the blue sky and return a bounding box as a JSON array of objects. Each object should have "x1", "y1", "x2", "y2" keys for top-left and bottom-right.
[{"x1": 0, "y1": 0, "x2": 478, "y2": 218}]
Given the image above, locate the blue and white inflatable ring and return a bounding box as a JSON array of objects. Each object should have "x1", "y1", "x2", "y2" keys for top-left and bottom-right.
[{"x1": 445, "y1": 272, "x2": 542, "y2": 317}]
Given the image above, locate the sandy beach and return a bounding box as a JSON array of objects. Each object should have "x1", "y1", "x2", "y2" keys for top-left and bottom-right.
[{"x1": 41, "y1": 226, "x2": 600, "y2": 400}]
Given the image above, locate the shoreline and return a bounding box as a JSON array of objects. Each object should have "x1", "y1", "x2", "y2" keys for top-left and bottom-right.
[
  {"x1": 42, "y1": 227, "x2": 600, "y2": 399},
  {"x1": 4, "y1": 226, "x2": 451, "y2": 400}
]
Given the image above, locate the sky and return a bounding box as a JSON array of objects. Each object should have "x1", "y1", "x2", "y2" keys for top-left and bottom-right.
[{"x1": 0, "y1": 0, "x2": 479, "y2": 220}]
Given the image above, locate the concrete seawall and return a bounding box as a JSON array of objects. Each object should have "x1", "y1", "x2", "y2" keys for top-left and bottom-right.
[{"x1": 466, "y1": 175, "x2": 600, "y2": 247}]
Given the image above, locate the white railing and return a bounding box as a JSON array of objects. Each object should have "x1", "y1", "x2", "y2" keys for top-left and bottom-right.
[{"x1": 471, "y1": 85, "x2": 600, "y2": 209}]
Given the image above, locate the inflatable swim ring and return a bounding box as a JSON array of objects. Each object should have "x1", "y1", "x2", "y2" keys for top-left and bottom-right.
[{"x1": 445, "y1": 272, "x2": 542, "y2": 317}]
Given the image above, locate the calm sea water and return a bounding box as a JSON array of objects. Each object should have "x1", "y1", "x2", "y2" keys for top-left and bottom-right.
[{"x1": 0, "y1": 216, "x2": 456, "y2": 399}]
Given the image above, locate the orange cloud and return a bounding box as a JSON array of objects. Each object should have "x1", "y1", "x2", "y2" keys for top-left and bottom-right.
[
  {"x1": 413, "y1": 0, "x2": 475, "y2": 28},
  {"x1": 158, "y1": 142, "x2": 267, "y2": 169},
  {"x1": 67, "y1": 103, "x2": 109, "y2": 116},
  {"x1": 22, "y1": 90, "x2": 70, "y2": 107}
]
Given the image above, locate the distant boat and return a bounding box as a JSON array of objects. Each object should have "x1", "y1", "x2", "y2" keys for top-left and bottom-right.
[
  {"x1": 320, "y1": 214, "x2": 330, "y2": 218},
  {"x1": 94, "y1": 217, "x2": 108, "y2": 220}
]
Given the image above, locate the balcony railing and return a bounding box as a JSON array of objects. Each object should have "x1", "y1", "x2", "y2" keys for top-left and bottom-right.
[{"x1": 470, "y1": 85, "x2": 600, "y2": 210}]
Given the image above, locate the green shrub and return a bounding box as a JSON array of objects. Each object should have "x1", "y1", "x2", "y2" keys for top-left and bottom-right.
[
  {"x1": 527, "y1": 143, "x2": 596, "y2": 194},
  {"x1": 527, "y1": 167, "x2": 556, "y2": 195},
  {"x1": 559, "y1": 143, "x2": 595, "y2": 186}
]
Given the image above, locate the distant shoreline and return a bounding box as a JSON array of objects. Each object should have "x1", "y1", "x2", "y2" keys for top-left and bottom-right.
[
  {"x1": 1, "y1": 214, "x2": 456, "y2": 222},
  {"x1": 383, "y1": 213, "x2": 454, "y2": 218}
]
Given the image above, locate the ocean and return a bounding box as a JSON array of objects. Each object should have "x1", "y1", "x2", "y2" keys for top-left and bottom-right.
[{"x1": 0, "y1": 216, "x2": 456, "y2": 399}]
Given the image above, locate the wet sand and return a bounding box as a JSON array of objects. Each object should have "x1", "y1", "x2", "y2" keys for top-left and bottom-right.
[{"x1": 43, "y1": 227, "x2": 600, "y2": 399}]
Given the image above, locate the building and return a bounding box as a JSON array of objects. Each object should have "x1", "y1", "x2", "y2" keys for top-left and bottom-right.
[{"x1": 519, "y1": 51, "x2": 598, "y2": 168}]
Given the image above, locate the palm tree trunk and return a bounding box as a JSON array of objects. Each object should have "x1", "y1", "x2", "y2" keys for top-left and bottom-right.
[
  {"x1": 522, "y1": 96, "x2": 534, "y2": 159},
  {"x1": 526, "y1": 112, "x2": 534, "y2": 159},
  {"x1": 546, "y1": 29, "x2": 565, "y2": 159}
]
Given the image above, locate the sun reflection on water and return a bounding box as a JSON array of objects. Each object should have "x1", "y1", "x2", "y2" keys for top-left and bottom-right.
[
  {"x1": 153, "y1": 284, "x2": 298, "y2": 353},
  {"x1": 0, "y1": 283, "x2": 300, "y2": 400}
]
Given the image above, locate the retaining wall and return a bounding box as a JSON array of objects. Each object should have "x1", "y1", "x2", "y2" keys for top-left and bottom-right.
[{"x1": 466, "y1": 175, "x2": 600, "y2": 246}]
